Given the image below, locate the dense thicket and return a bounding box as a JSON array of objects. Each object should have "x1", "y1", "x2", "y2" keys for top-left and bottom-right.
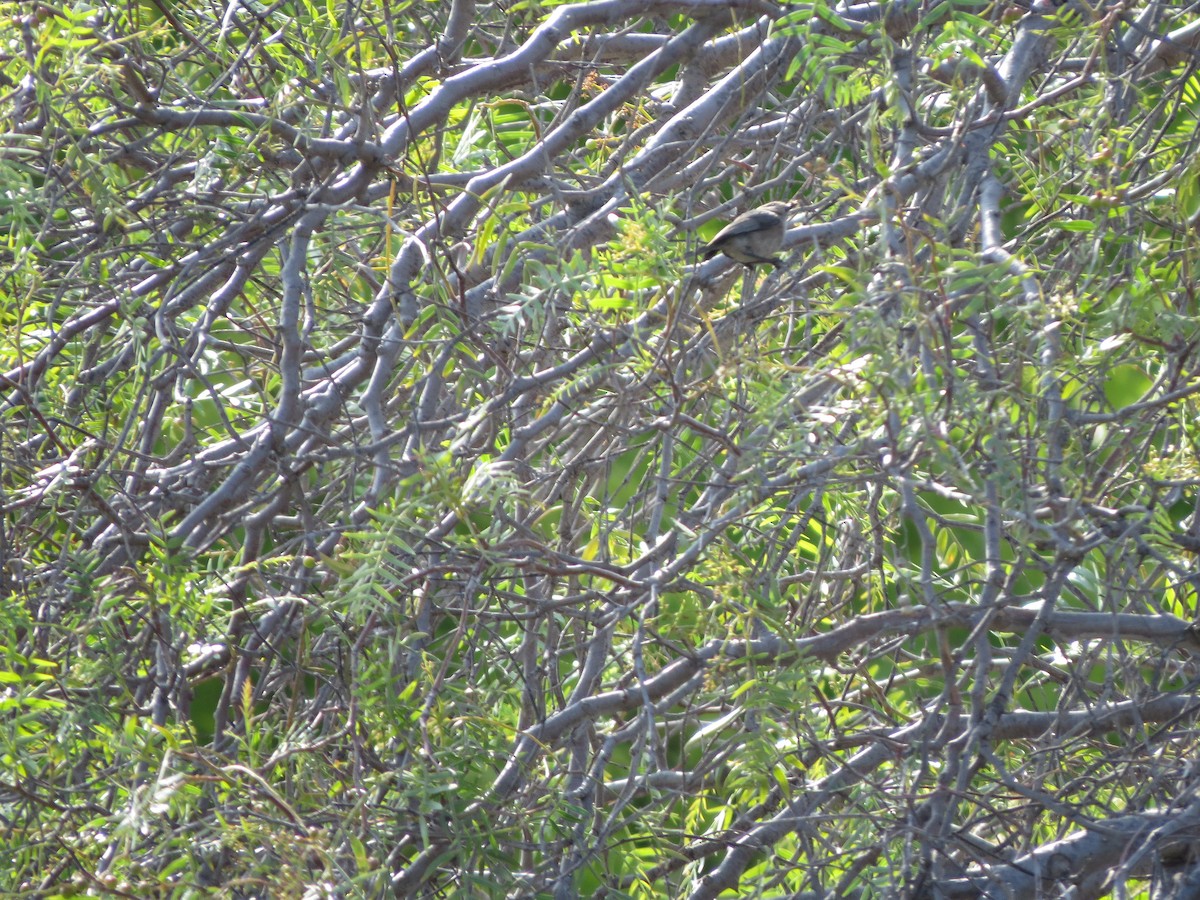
[{"x1": 4, "y1": 0, "x2": 1200, "y2": 897}]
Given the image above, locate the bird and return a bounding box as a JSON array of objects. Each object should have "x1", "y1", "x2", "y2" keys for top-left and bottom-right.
[{"x1": 699, "y1": 200, "x2": 793, "y2": 269}]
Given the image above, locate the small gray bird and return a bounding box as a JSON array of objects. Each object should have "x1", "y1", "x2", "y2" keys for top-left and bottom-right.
[{"x1": 699, "y1": 200, "x2": 793, "y2": 269}]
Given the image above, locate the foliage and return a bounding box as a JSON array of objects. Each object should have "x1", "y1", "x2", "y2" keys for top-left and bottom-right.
[{"x1": 3, "y1": 0, "x2": 1200, "y2": 897}]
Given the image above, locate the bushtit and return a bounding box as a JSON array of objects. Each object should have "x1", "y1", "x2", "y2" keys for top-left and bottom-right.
[{"x1": 699, "y1": 200, "x2": 793, "y2": 269}]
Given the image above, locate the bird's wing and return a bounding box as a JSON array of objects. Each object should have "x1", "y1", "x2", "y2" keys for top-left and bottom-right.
[{"x1": 721, "y1": 211, "x2": 778, "y2": 240}]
